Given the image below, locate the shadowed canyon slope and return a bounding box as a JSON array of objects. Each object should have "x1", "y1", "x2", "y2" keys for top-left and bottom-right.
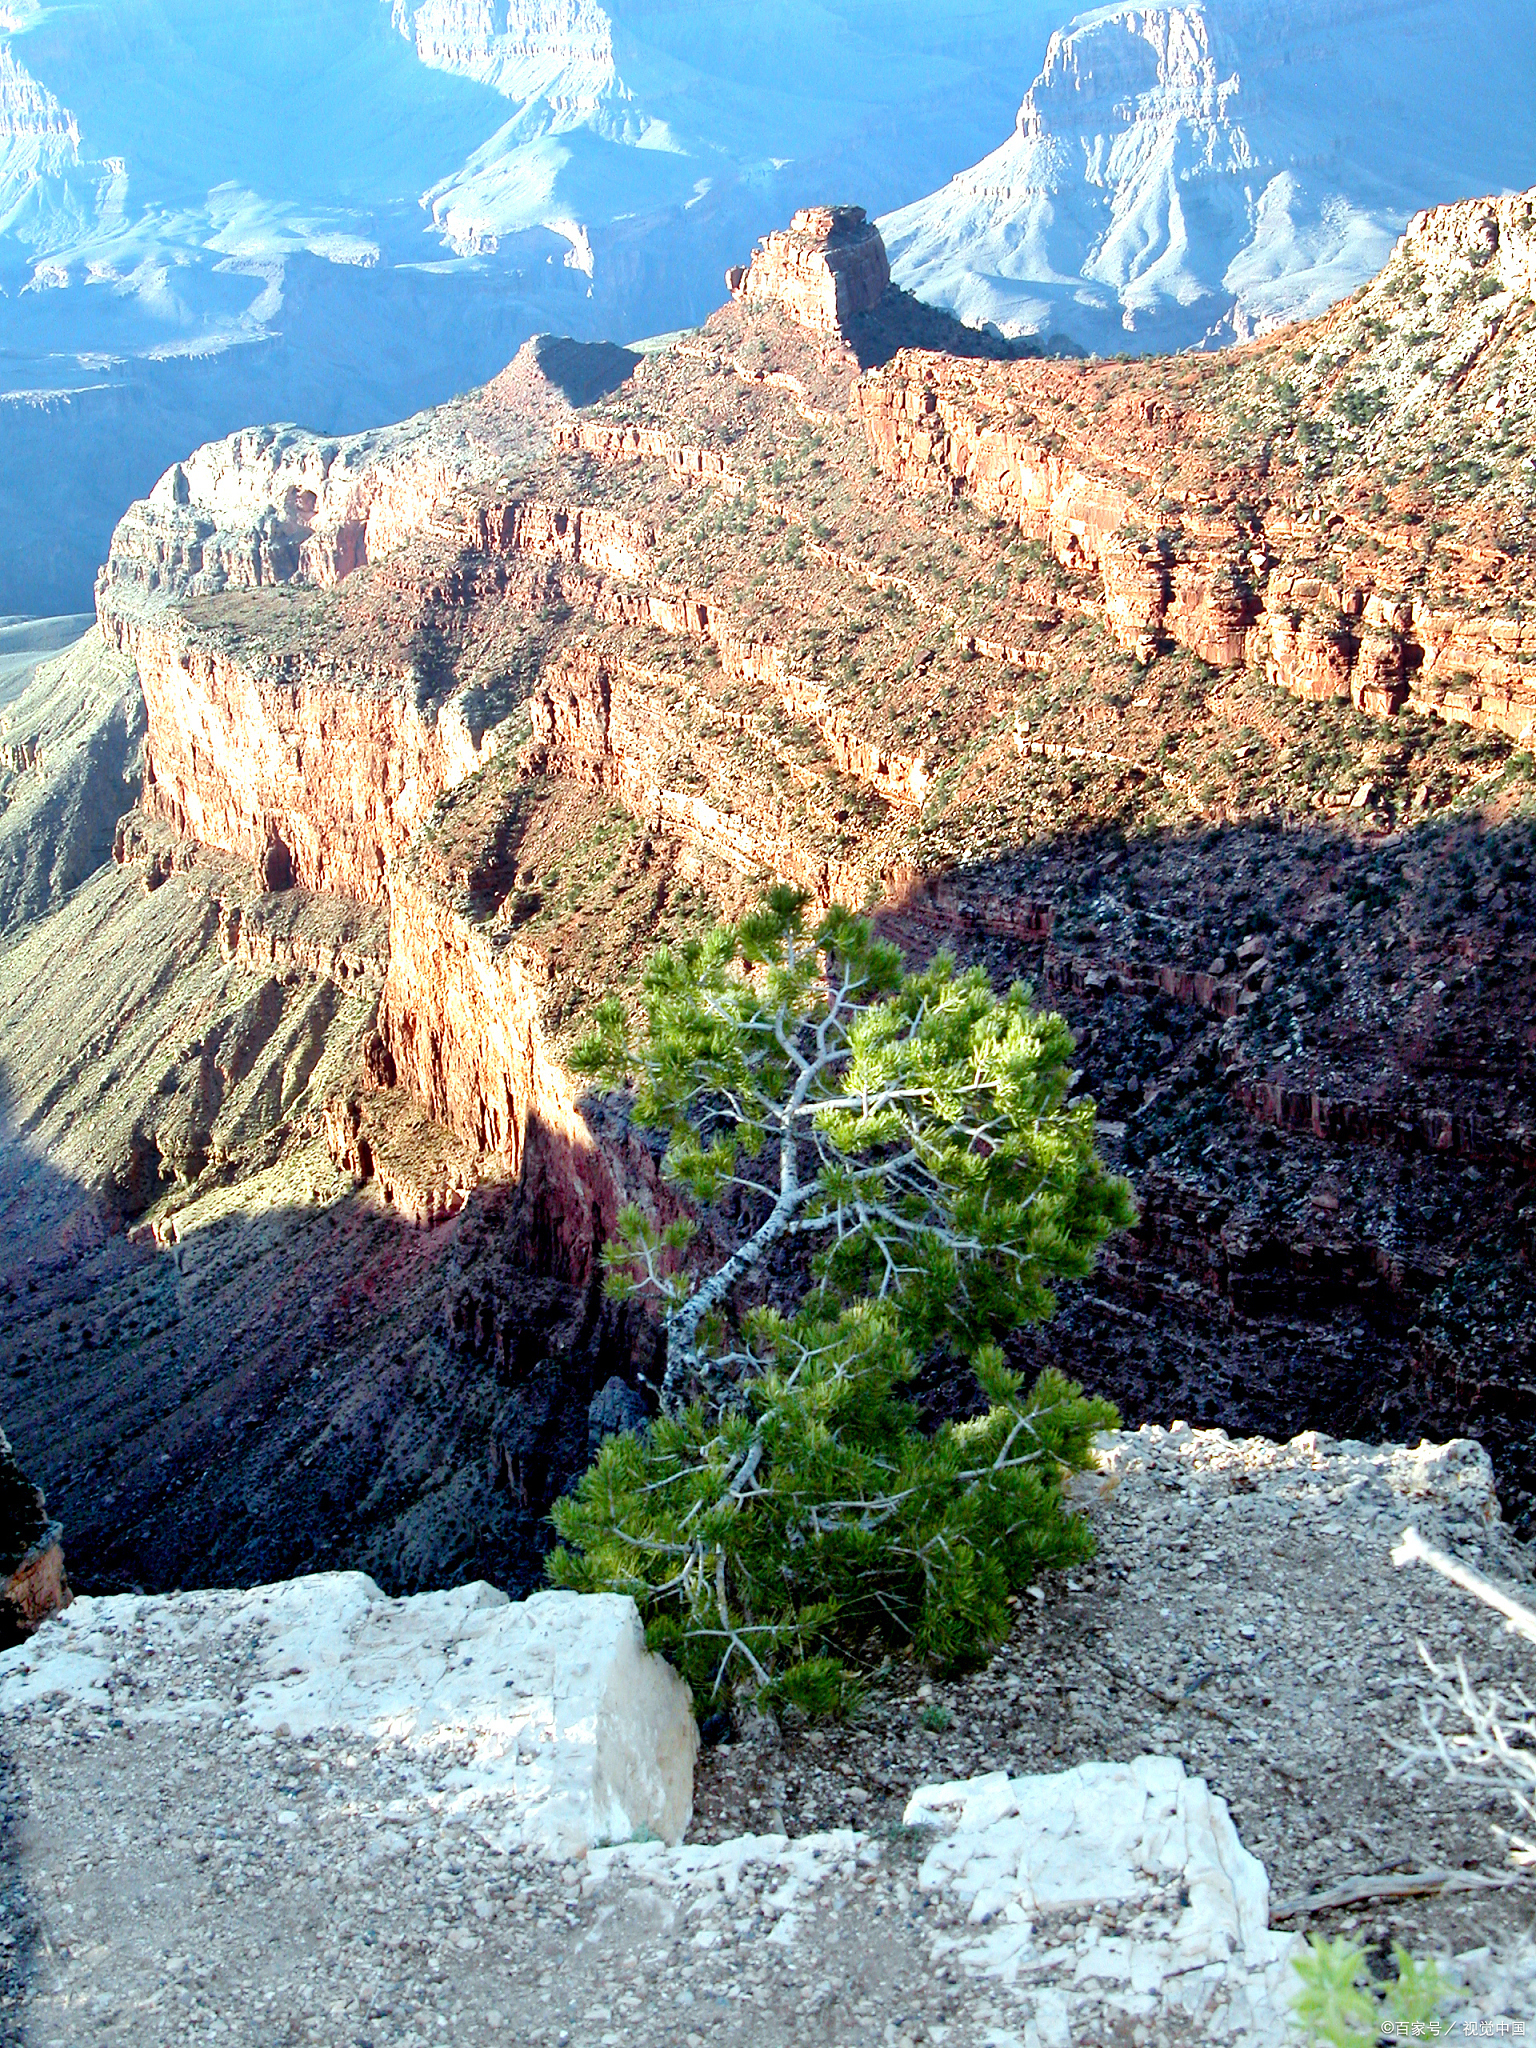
[{"x1": 6, "y1": 191, "x2": 1536, "y2": 1607}]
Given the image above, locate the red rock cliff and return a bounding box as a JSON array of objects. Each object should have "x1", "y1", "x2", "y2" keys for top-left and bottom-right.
[
  {"x1": 727, "y1": 205, "x2": 891, "y2": 336},
  {"x1": 104, "y1": 609, "x2": 494, "y2": 900},
  {"x1": 377, "y1": 808, "x2": 678, "y2": 1280},
  {"x1": 857, "y1": 258, "x2": 1536, "y2": 747},
  {"x1": 95, "y1": 336, "x2": 611, "y2": 612}
]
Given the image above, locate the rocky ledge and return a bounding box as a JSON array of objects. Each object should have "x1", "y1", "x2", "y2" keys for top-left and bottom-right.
[{"x1": 2, "y1": 1425, "x2": 1532, "y2": 2046}]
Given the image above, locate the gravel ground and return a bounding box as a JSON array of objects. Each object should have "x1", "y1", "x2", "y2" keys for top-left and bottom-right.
[
  {"x1": 3, "y1": 1424, "x2": 1534, "y2": 2047},
  {"x1": 696, "y1": 1428, "x2": 1536, "y2": 1954}
]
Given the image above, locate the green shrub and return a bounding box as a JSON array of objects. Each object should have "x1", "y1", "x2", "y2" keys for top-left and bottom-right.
[
  {"x1": 1290, "y1": 1935, "x2": 1453, "y2": 2044},
  {"x1": 549, "y1": 889, "x2": 1132, "y2": 1712},
  {"x1": 549, "y1": 1311, "x2": 1112, "y2": 1711}
]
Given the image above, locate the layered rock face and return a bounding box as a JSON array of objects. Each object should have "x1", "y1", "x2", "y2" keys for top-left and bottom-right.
[
  {"x1": 372, "y1": 767, "x2": 714, "y2": 1279},
  {"x1": 523, "y1": 632, "x2": 925, "y2": 845},
  {"x1": 859, "y1": 185, "x2": 1536, "y2": 744},
  {"x1": 93, "y1": 341, "x2": 643, "y2": 899},
  {"x1": 95, "y1": 338, "x2": 600, "y2": 616},
  {"x1": 117, "y1": 614, "x2": 494, "y2": 900},
  {"x1": 390, "y1": 0, "x2": 617, "y2": 109},
  {"x1": 878, "y1": 0, "x2": 1536, "y2": 354},
  {"x1": 0, "y1": 736, "x2": 666, "y2": 1601},
  {"x1": 727, "y1": 205, "x2": 891, "y2": 336},
  {"x1": 0, "y1": 1428, "x2": 69, "y2": 1647},
  {"x1": 380, "y1": 862, "x2": 615, "y2": 1268},
  {"x1": 91, "y1": 246, "x2": 1003, "y2": 939},
  {"x1": 522, "y1": 649, "x2": 847, "y2": 891}
]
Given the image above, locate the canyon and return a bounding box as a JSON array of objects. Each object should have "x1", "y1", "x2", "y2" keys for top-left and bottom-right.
[
  {"x1": 863, "y1": 189, "x2": 1536, "y2": 731},
  {"x1": 0, "y1": 0, "x2": 1050, "y2": 615},
  {"x1": 6, "y1": 2, "x2": 1536, "y2": 622},
  {"x1": 4, "y1": 186, "x2": 1536, "y2": 1636}
]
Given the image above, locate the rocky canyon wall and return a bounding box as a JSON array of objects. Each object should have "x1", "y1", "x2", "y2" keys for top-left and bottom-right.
[
  {"x1": 467, "y1": 491, "x2": 931, "y2": 811},
  {"x1": 377, "y1": 847, "x2": 671, "y2": 1281},
  {"x1": 521, "y1": 646, "x2": 861, "y2": 898},
  {"x1": 83, "y1": 184, "x2": 1536, "y2": 1295},
  {"x1": 99, "y1": 611, "x2": 491, "y2": 900},
  {"x1": 95, "y1": 337, "x2": 601, "y2": 613},
  {"x1": 0, "y1": 1427, "x2": 69, "y2": 1647},
  {"x1": 103, "y1": 476, "x2": 927, "y2": 924},
  {"x1": 858, "y1": 343, "x2": 1536, "y2": 745},
  {"x1": 89, "y1": 337, "x2": 623, "y2": 899},
  {"x1": 99, "y1": 424, "x2": 467, "y2": 604}
]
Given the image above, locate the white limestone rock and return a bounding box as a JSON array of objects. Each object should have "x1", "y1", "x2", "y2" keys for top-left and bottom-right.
[
  {"x1": 904, "y1": 1757, "x2": 1300, "y2": 2043},
  {"x1": 587, "y1": 1754, "x2": 1299, "y2": 2038},
  {"x1": 0, "y1": 1572, "x2": 697, "y2": 1859}
]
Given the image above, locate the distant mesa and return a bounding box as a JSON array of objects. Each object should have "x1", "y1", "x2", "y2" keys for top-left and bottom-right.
[{"x1": 726, "y1": 204, "x2": 892, "y2": 337}]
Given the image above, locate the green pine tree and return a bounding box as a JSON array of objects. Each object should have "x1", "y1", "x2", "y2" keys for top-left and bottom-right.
[{"x1": 548, "y1": 887, "x2": 1134, "y2": 1714}]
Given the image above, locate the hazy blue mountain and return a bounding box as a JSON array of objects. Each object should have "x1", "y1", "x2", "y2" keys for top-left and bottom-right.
[
  {"x1": 0, "y1": 0, "x2": 1058, "y2": 610},
  {"x1": 880, "y1": 0, "x2": 1536, "y2": 355}
]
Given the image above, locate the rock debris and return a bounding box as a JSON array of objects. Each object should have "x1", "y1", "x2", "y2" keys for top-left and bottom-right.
[{"x1": 2, "y1": 1425, "x2": 1533, "y2": 2046}]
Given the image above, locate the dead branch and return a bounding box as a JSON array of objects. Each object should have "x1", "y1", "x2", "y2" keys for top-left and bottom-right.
[
  {"x1": 1272, "y1": 1867, "x2": 1527, "y2": 1920},
  {"x1": 1392, "y1": 1527, "x2": 1536, "y2": 1649}
]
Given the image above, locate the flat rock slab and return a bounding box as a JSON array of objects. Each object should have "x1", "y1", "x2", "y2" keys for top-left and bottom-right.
[
  {"x1": 906, "y1": 1758, "x2": 1295, "y2": 2040},
  {"x1": 589, "y1": 1757, "x2": 1295, "y2": 2045},
  {"x1": 0, "y1": 1574, "x2": 697, "y2": 1858}
]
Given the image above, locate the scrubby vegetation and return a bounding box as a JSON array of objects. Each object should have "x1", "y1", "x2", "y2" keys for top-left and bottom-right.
[
  {"x1": 547, "y1": 889, "x2": 1132, "y2": 1714},
  {"x1": 1291, "y1": 1935, "x2": 1452, "y2": 2044}
]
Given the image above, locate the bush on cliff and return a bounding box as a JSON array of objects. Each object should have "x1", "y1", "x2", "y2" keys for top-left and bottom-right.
[{"x1": 546, "y1": 887, "x2": 1133, "y2": 1714}]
